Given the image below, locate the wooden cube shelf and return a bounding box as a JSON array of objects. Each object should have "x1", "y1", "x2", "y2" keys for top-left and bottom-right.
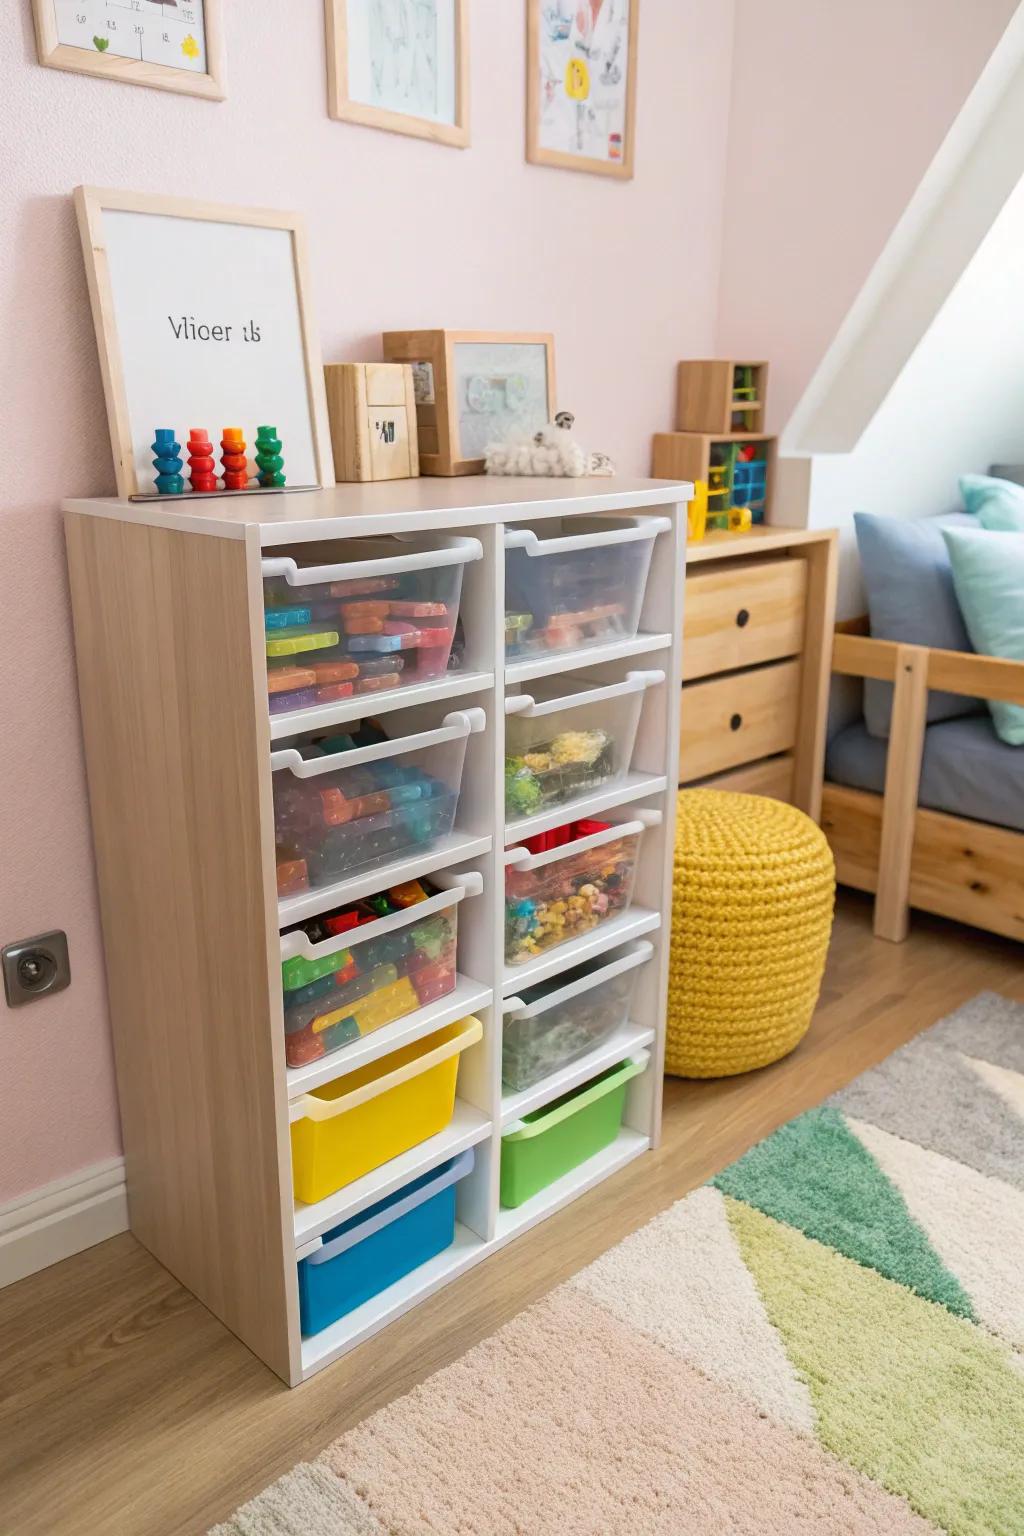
[
  {"x1": 651, "y1": 431, "x2": 777, "y2": 525},
  {"x1": 676, "y1": 360, "x2": 768, "y2": 435}
]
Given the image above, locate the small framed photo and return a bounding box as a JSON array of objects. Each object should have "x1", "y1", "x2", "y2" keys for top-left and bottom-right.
[
  {"x1": 527, "y1": 0, "x2": 638, "y2": 179},
  {"x1": 32, "y1": 0, "x2": 224, "y2": 100},
  {"x1": 74, "y1": 186, "x2": 335, "y2": 497},
  {"x1": 325, "y1": 0, "x2": 469, "y2": 148},
  {"x1": 382, "y1": 330, "x2": 557, "y2": 476}
]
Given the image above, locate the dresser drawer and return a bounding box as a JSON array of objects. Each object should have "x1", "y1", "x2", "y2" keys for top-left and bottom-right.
[
  {"x1": 683, "y1": 556, "x2": 807, "y2": 681},
  {"x1": 679, "y1": 659, "x2": 801, "y2": 781}
]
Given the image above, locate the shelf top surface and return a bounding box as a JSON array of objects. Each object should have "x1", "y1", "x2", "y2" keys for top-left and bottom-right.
[{"x1": 63, "y1": 475, "x2": 692, "y2": 544}]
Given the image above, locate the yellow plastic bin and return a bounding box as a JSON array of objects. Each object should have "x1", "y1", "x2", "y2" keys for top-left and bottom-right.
[{"x1": 290, "y1": 1015, "x2": 483, "y2": 1205}]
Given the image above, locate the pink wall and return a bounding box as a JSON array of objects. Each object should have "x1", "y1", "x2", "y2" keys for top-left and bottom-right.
[
  {"x1": 0, "y1": 2, "x2": 736, "y2": 1200},
  {"x1": 715, "y1": 0, "x2": 1019, "y2": 433}
]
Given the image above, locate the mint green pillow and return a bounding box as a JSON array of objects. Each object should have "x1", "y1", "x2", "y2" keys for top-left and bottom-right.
[
  {"x1": 959, "y1": 473, "x2": 1024, "y2": 531},
  {"x1": 942, "y1": 528, "x2": 1024, "y2": 745}
]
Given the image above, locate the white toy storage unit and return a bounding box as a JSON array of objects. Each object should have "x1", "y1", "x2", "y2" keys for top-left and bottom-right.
[{"x1": 63, "y1": 475, "x2": 688, "y2": 1386}]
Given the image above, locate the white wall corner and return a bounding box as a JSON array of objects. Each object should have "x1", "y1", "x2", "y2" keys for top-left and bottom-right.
[
  {"x1": 782, "y1": 1, "x2": 1024, "y2": 456},
  {"x1": 0, "y1": 1158, "x2": 128, "y2": 1289}
]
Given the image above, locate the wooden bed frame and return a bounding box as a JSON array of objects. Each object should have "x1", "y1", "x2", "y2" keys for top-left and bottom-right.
[{"x1": 821, "y1": 620, "x2": 1024, "y2": 945}]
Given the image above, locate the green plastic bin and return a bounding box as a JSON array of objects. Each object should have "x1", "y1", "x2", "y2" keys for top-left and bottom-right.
[{"x1": 499, "y1": 1055, "x2": 648, "y2": 1208}]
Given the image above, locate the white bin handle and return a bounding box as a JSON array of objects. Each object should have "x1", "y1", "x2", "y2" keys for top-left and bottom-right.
[
  {"x1": 504, "y1": 517, "x2": 671, "y2": 556},
  {"x1": 280, "y1": 872, "x2": 482, "y2": 965},
  {"x1": 505, "y1": 670, "x2": 665, "y2": 718},
  {"x1": 289, "y1": 1015, "x2": 483, "y2": 1124},
  {"x1": 503, "y1": 939, "x2": 654, "y2": 1020},
  {"x1": 502, "y1": 1050, "x2": 651, "y2": 1137},
  {"x1": 504, "y1": 808, "x2": 661, "y2": 872},
  {"x1": 262, "y1": 534, "x2": 483, "y2": 587},
  {"x1": 298, "y1": 1147, "x2": 475, "y2": 1264},
  {"x1": 271, "y1": 708, "x2": 486, "y2": 778}
]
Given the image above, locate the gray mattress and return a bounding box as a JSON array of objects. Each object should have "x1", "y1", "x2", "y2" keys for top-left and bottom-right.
[{"x1": 826, "y1": 715, "x2": 1024, "y2": 834}]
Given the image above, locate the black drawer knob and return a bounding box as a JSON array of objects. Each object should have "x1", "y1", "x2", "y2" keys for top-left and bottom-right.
[
  {"x1": 730, "y1": 713, "x2": 743, "y2": 732},
  {"x1": 736, "y1": 608, "x2": 750, "y2": 628}
]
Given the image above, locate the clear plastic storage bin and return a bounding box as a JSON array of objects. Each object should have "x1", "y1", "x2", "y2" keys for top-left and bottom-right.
[
  {"x1": 262, "y1": 535, "x2": 482, "y2": 717},
  {"x1": 290, "y1": 1014, "x2": 483, "y2": 1204},
  {"x1": 504, "y1": 517, "x2": 670, "y2": 659},
  {"x1": 273, "y1": 709, "x2": 484, "y2": 899},
  {"x1": 501, "y1": 940, "x2": 653, "y2": 1090},
  {"x1": 505, "y1": 670, "x2": 664, "y2": 820},
  {"x1": 280, "y1": 872, "x2": 478, "y2": 1068},
  {"x1": 504, "y1": 814, "x2": 657, "y2": 966},
  {"x1": 298, "y1": 1148, "x2": 475, "y2": 1335}
]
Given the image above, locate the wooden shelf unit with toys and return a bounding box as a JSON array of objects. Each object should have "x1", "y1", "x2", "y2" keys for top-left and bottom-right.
[
  {"x1": 651, "y1": 360, "x2": 836, "y2": 818},
  {"x1": 652, "y1": 359, "x2": 777, "y2": 530}
]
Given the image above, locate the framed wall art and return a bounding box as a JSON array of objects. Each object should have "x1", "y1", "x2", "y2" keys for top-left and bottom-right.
[
  {"x1": 74, "y1": 186, "x2": 334, "y2": 497},
  {"x1": 382, "y1": 330, "x2": 556, "y2": 475},
  {"x1": 32, "y1": 0, "x2": 224, "y2": 99},
  {"x1": 527, "y1": 0, "x2": 638, "y2": 179},
  {"x1": 325, "y1": 0, "x2": 470, "y2": 147}
]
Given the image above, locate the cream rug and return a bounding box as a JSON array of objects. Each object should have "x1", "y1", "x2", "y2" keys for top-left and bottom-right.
[{"x1": 213, "y1": 992, "x2": 1024, "y2": 1536}]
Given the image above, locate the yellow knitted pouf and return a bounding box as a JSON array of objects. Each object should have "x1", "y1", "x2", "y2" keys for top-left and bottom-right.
[{"x1": 667, "y1": 789, "x2": 835, "y2": 1078}]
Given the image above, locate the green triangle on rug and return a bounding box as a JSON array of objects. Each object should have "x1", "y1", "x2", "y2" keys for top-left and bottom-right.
[
  {"x1": 713, "y1": 1106, "x2": 974, "y2": 1318},
  {"x1": 726, "y1": 1197, "x2": 1024, "y2": 1536}
]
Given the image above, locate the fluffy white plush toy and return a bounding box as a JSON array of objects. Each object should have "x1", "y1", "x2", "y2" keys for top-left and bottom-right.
[{"x1": 485, "y1": 411, "x2": 615, "y2": 477}]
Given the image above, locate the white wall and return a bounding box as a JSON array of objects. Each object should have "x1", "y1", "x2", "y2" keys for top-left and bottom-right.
[{"x1": 798, "y1": 168, "x2": 1024, "y2": 616}]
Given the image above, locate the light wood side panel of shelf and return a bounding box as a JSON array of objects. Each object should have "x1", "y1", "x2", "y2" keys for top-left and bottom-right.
[{"x1": 64, "y1": 514, "x2": 297, "y2": 1384}]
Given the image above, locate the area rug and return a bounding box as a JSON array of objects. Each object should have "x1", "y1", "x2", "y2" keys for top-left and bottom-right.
[{"x1": 212, "y1": 991, "x2": 1024, "y2": 1536}]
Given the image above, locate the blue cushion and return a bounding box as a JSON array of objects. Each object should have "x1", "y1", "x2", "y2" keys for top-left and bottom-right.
[
  {"x1": 826, "y1": 715, "x2": 1024, "y2": 833},
  {"x1": 854, "y1": 511, "x2": 980, "y2": 739},
  {"x1": 959, "y1": 474, "x2": 1024, "y2": 532},
  {"x1": 942, "y1": 527, "x2": 1024, "y2": 746}
]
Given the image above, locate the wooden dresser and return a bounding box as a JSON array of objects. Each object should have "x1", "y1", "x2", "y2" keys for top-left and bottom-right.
[{"x1": 680, "y1": 526, "x2": 837, "y2": 819}]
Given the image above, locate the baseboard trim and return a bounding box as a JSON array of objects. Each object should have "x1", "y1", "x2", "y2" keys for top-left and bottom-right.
[{"x1": 0, "y1": 1157, "x2": 129, "y2": 1289}]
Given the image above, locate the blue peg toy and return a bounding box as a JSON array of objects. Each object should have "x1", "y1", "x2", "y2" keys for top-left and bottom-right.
[{"x1": 152, "y1": 429, "x2": 185, "y2": 495}]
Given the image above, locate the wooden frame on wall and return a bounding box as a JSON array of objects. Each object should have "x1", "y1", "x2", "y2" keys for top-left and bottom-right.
[
  {"x1": 325, "y1": 0, "x2": 470, "y2": 147},
  {"x1": 382, "y1": 329, "x2": 557, "y2": 475},
  {"x1": 74, "y1": 186, "x2": 335, "y2": 498},
  {"x1": 526, "y1": 0, "x2": 639, "y2": 180},
  {"x1": 32, "y1": 0, "x2": 225, "y2": 100}
]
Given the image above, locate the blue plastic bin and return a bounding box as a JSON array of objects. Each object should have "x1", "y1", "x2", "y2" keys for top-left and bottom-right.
[{"x1": 298, "y1": 1148, "x2": 474, "y2": 1335}]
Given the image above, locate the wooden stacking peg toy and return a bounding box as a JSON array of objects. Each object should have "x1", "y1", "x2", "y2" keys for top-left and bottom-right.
[
  {"x1": 151, "y1": 429, "x2": 184, "y2": 495},
  {"x1": 220, "y1": 427, "x2": 248, "y2": 491},
  {"x1": 255, "y1": 424, "x2": 286, "y2": 488},
  {"x1": 186, "y1": 428, "x2": 217, "y2": 492}
]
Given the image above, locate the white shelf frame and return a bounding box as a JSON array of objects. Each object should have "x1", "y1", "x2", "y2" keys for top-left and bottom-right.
[{"x1": 64, "y1": 478, "x2": 688, "y2": 1388}]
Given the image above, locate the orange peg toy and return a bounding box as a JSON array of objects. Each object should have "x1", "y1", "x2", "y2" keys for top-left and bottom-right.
[
  {"x1": 220, "y1": 427, "x2": 248, "y2": 491},
  {"x1": 187, "y1": 428, "x2": 217, "y2": 492}
]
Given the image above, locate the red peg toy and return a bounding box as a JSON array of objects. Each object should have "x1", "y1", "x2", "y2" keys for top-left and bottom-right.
[
  {"x1": 187, "y1": 428, "x2": 217, "y2": 492},
  {"x1": 220, "y1": 427, "x2": 248, "y2": 491}
]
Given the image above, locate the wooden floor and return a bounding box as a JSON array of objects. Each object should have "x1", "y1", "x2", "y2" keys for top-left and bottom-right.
[{"x1": 2, "y1": 892, "x2": 1022, "y2": 1536}]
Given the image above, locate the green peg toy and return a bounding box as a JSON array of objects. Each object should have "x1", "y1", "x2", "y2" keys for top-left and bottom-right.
[{"x1": 255, "y1": 425, "x2": 286, "y2": 488}]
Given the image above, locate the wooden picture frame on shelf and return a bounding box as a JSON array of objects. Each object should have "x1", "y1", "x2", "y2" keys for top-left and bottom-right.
[
  {"x1": 526, "y1": 0, "x2": 638, "y2": 180},
  {"x1": 32, "y1": 0, "x2": 225, "y2": 100},
  {"x1": 382, "y1": 329, "x2": 557, "y2": 476},
  {"x1": 74, "y1": 186, "x2": 335, "y2": 498},
  {"x1": 325, "y1": 0, "x2": 470, "y2": 148}
]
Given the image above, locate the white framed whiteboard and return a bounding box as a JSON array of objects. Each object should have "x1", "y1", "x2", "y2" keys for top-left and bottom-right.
[
  {"x1": 33, "y1": 0, "x2": 225, "y2": 100},
  {"x1": 74, "y1": 186, "x2": 335, "y2": 498}
]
